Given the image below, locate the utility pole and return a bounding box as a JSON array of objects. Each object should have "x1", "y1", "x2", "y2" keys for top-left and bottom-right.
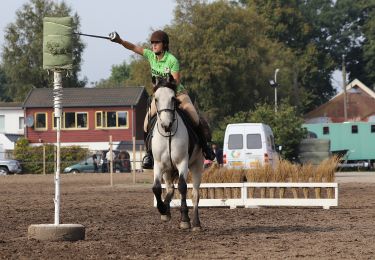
[
  {"x1": 274, "y1": 69, "x2": 280, "y2": 113},
  {"x1": 342, "y1": 55, "x2": 348, "y2": 121}
]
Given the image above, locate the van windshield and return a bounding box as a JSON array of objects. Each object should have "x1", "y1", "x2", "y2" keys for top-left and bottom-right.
[
  {"x1": 228, "y1": 134, "x2": 243, "y2": 149},
  {"x1": 247, "y1": 134, "x2": 262, "y2": 149}
]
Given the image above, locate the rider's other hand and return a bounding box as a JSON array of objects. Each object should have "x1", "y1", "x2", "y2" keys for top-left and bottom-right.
[{"x1": 109, "y1": 31, "x2": 121, "y2": 44}]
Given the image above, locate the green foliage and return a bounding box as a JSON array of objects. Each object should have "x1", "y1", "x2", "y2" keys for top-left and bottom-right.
[
  {"x1": 212, "y1": 111, "x2": 250, "y2": 147},
  {"x1": 96, "y1": 56, "x2": 152, "y2": 92},
  {"x1": 247, "y1": 0, "x2": 336, "y2": 110},
  {"x1": 249, "y1": 101, "x2": 307, "y2": 160},
  {"x1": 167, "y1": 1, "x2": 295, "y2": 124},
  {"x1": 14, "y1": 138, "x2": 89, "y2": 174},
  {"x1": 1, "y1": 0, "x2": 86, "y2": 102}
]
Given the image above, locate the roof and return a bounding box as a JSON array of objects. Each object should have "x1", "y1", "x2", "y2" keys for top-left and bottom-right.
[
  {"x1": 4, "y1": 134, "x2": 24, "y2": 143},
  {"x1": 0, "y1": 102, "x2": 23, "y2": 108},
  {"x1": 23, "y1": 87, "x2": 148, "y2": 108},
  {"x1": 304, "y1": 79, "x2": 375, "y2": 123}
]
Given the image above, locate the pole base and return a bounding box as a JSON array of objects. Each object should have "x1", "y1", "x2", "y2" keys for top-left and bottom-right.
[{"x1": 28, "y1": 224, "x2": 85, "y2": 241}]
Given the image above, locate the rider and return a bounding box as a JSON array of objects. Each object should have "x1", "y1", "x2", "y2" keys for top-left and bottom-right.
[{"x1": 109, "y1": 30, "x2": 215, "y2": 169}]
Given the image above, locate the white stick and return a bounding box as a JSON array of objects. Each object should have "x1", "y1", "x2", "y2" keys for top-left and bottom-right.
[{"x1": 53, "y1": 71, "x2": 63, "y2": 225}]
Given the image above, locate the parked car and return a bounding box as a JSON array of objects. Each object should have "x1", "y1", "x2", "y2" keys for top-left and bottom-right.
[
  {"x1": 63, "y1": 150, "x2": 131, "y2": 174},
  {"x1": 0, "y1": 159, "x2": 22, "y2": 175}
]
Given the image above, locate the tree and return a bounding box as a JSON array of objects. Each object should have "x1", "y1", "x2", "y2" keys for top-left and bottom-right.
[
  {"x1": 167, "y1": 0, "x2": 296, "y2": 124},
  {"x1": 245, "y1": 0, "x2": 336, "y2": 112},
  {"x1": 1, "y1": 0, "x2": 86, "y2": 101},
  {"x1": 249, "y1": 101, "x2": 306, "y2": 160},
  {"x1": 0, "y1": 66, "x2": 11, "y2": 101},
  {"x1": 95, "y1": 57, "x2": 152, "y2": 91}
]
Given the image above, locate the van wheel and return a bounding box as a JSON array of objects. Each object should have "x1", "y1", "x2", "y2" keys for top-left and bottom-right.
[
  {"x1": 0, "y1": 167, "x2": 9, "y2": 175},
  {"x1": 70, "y1": 169, "x2": 79, "y2": 174}
]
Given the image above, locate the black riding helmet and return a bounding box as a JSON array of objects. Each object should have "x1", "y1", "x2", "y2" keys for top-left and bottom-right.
[{"x1": 150, "y1": 30, "x2": 169, "y2": 51}]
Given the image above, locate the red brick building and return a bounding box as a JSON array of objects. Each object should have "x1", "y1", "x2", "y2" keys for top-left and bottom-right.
[{"x1": 23, "y1": 87, "x2": 148, "y2": 150}]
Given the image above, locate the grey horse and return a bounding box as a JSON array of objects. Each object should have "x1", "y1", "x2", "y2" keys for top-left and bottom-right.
[{"x1": 151, "y1": 78, "x2": 204, "y2": 231}]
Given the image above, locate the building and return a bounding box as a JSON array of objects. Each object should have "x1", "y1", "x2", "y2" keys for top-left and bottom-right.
[
  {"x1": 23, "y1": 87, "x2": 149, "y2": 151},
  {"x1": 304, "y1": 79, "x2": 375, "y2": 123},
  {"x1": 0, "y1": 102, "x2": 24, "y2": 159}
]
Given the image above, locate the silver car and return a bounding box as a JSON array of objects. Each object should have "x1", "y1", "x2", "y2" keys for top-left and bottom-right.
[{"x1": 0, "y1": 159, "x2": 22, "y2": 175}]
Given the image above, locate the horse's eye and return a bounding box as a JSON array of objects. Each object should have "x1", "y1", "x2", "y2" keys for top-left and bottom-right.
[{"x1": 155, "y1": 98, "x2": 158, "y2": 103}]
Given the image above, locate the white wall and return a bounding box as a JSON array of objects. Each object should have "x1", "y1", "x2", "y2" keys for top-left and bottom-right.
[
  {"x1": 0, "y1": 107, "x2": 24, "y2": 135},
  {"x1": 0, "y1": 133, "x2": 16, "y2": 151}
]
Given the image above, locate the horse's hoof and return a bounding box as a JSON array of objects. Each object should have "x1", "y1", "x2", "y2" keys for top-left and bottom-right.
[
  {"x1": 161, "y1": 215, "x2": 171, "y2": 222},
  {"x1": 179, "y1": 222, "x2": 191, "y2": 230},
  {"x1": 192, "y1": 226, "x2": 202, "y2": 232}
]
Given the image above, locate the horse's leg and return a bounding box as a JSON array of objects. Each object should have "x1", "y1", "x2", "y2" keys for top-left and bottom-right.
[
  {"x1": 190, "y1": 160, "x2": 203, "y2": 231},
  {"x1": 152, "y1": 166, "x2": 167, "y2": 216},
  {"x1": 177, "y1": 164, "x2": 191, "y2": 229},
  {"x1": 161, "y1": 174, "x2": 175, "y2": 222}
]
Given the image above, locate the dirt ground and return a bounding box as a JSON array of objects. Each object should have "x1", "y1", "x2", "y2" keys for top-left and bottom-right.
[{"x1": 0, "y1": 171, "x2": 375, "y2": 259}]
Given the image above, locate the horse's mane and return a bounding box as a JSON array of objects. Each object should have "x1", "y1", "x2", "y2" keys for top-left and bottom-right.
[{"x1": 152, "y1": 75, "x2": 177, "y2": 94}]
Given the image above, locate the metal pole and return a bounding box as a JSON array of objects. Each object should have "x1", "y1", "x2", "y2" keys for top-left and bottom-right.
[
  {"x1": 53, "y1": 71, "x2": 63, "y2": 225},
  {"x1": 274, "y1": 69, "x2": 280, "y2": 113}
]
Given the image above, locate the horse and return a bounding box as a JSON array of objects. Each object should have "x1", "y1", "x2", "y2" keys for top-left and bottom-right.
[{"x1": 151, "y1": 77, "x2": 204, "y2": 231}]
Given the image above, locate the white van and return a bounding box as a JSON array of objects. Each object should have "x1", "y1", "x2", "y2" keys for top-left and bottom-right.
[{"x1": 223, "y1": 123, "x2": 278, "y2": 169}]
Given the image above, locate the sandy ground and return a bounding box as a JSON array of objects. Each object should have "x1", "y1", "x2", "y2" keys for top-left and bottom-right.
[{"x1": 0, "y1": 171, "x2": 375, "y2": 259}]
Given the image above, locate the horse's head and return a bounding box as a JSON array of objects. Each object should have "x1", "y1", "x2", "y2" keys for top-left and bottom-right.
[{"x1": 153, "y1": 76, "x2": 178, "y2": 132}]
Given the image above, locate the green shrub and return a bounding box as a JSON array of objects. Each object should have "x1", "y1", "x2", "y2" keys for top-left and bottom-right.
[{"x1": 14, "y1": 138, "x2": 89, "y2": 174}]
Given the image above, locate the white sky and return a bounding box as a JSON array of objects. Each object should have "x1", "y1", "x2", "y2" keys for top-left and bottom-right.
[{"x1": 0, "y1": 0, "x2": 177, "y2": 86}]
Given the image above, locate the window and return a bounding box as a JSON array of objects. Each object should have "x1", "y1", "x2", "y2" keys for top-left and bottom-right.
[
  {"x1": 0, "y1": 115, "x2": 4, "y2": 132},
  {"x1": 95, "y1": 112, "x2": 102, "y2": 128},
  {"x1": 35, "y1": 113, "x2": 47, "y2": 130},
  {"x1": 371, "y1": 125, "x2": 375, "y2": 133},
  {"x1": 323, "y1": 126, "x2": 329, "y2": 135},
  {"x1": 19, "y1": 117, "x2": 24, "y2": 130},
  {"x1": 228, "y1": 134, "x2": 243, "y2": 149},
  {"x1": 63, "y1": 112, "x2": 88, "y2": 129},
  {"x1": 352, "y1": 125, "x2": 358, "y2": 134},
  {"x1": 96, "y1": 111, "x2": 128, "y2": 128},
  {"x1": 247, "y1": 134, "x2": 262, "y2": 149}
]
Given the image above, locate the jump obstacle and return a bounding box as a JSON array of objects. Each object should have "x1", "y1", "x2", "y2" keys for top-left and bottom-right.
[{"x1": 156, "y1": 182, "x2": 338, "y2": 210}]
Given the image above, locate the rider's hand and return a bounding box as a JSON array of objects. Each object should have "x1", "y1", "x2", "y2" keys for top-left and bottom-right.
[{"x1": 109, "y1": 31, "x2": 122, "y2": 44}]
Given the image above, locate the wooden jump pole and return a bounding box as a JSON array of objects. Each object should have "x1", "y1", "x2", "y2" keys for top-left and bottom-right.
[
  {"x1": 132, "y1": 136, "x2": 136, "y2": 184},
  {"x1": 109, "y1": 135, "x2": 113, "y2": 187}
]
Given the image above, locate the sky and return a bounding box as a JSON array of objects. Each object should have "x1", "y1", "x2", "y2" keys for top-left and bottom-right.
[{"x1": 0, "y1": 0, "x2": 177, "y2": 86}]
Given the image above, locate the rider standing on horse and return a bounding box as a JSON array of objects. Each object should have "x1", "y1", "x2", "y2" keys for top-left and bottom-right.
[{"x1": 109, "y1": 30, "x2": 215, "y2": 169}]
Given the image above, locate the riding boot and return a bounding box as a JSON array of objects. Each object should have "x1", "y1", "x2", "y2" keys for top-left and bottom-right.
[
  {"x1": 196, "y1": 121, "x2": 216, "y2": 161},
  {"x1": 142, "y1": 131, "x2": 154, "y2": 169}
]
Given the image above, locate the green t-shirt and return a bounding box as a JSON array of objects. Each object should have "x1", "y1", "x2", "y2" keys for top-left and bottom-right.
[{"x1": 143, "y1": 49, "x2": 185, "y2": 93}]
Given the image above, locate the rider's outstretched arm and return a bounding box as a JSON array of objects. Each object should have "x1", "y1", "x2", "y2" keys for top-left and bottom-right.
[{"x1": 109, "y1": 32, "x2": 144, "y2": 56}]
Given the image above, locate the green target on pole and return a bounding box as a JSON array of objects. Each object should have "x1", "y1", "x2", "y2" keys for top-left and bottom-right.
[{"x1": 43, "y1": 17, "x2": 73, "y2": 70}]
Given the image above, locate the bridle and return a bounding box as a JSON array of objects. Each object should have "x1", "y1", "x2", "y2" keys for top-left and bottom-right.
[
  {"x1": 155, "y1": 87, "x2": 178, "y2": 137},
  {"x1": 153, "y1": 78, "x2": 179, "y2": 169}
]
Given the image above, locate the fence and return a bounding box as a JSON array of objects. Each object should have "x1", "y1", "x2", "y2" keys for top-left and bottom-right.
[{"x1": 157, "y1": 182, "x2": 338, "y2": 209}]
